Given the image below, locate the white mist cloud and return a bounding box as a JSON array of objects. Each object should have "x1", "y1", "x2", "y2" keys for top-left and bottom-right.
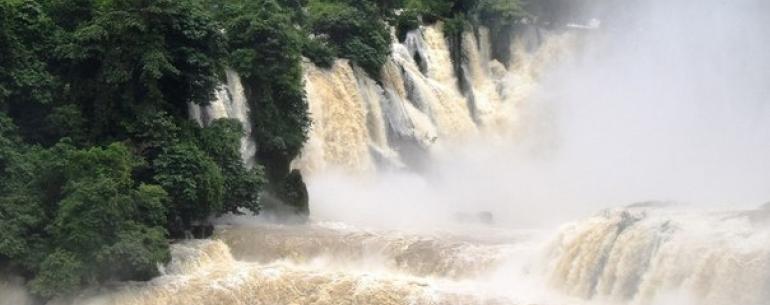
[
  {"x1": 306, "y1": 0, "x2": 770, "y2": 230},
  {"x1": 542, "y1": 0, "x2": 770, "y2": 209}
]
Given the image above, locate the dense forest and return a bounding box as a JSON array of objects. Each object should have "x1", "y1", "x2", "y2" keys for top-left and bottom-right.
[{"x1": 0, "y1": 0, "x2": 583, "y2": 300}]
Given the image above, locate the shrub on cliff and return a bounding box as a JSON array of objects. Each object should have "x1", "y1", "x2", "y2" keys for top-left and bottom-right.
[
  {"x1": 302, "y1": 35, "x2": 337, "y2": 68},
  {"x1": 0, "y1": 140, "x2": 172, "y2": 298},
  {"x1": 199, "y1": 119, "x2": 265, "y2": 215},
  {"x1": 307, "y1": 0, "x2": 391, "y2": 76},
  {"x1": 0, "y1": 0, "x2": 267, "y2": 298},
  {"x1": 153, "y1": 142, "x2": 224, "y2": 230}
]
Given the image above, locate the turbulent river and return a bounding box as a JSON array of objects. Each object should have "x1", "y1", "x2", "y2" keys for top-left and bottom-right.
[
  {"x1": 20, "y1": 207, "x2": 770, "y2": 305},
  {"x1": 4, "y1": 1, "x2": 770, "y2": 305}
]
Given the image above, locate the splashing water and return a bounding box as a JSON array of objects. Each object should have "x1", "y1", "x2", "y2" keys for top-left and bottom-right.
[
  {"x1": 26, "y1": 0, "x2": 770, "y2": 304},
  {"x1": 294, "y1": 23, "x2": 570, "y2": 174},
  {"x1": 42, "y1": 206, "x2": 770, "y2": 305},
  {"x1": 547, "y1": 207, "x2": 770, "y2": 305},
  {"x1": 190, "y1": 68, "x2": 257, "y2": 168}
]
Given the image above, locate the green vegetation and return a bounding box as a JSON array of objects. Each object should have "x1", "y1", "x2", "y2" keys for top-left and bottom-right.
[
  {"x1": 394, "y1": 9, "x2": 420, "y2": 42},
  {"x1": 199, "y1": 119, "x2": 265, "y2": 216},
  {"x1": 218, "y1": 0, "x2": 310, "y2": 212},
  {"x1": 305, "y1": 0, "x2": 391, "y2": 76},
  {"x1": 297, "y1": 0, "x2": 534, "y2": 76},
  {"x1": 0, "y1": 0, "x2": 263, "y2": 298},
  {"x1": 0, "y1": 0, "x2": 572, "y2": 300},
  {"x1": 0, "y1": 134, "x2": 172, "y2": 298}
]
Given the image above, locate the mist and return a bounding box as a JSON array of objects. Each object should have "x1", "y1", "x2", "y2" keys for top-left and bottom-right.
[
  {"x1": 305, "y1": 0, "x2": 770, "y2": 230},
  {"x1": 20, "y1": 2, "x2": 768, "y2": 305}
]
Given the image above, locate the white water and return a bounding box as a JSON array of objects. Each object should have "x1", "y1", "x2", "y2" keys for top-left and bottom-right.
[
  {"x1": 43, "y1": 206, "x2": 770, "y2": 305},
  {"x1": 294, "y1": 23, "x2": 568, "y2": 174},
  {"x1": 10, "y1": 1, "x2": 770, "y2": 305},
  {"x1": 190, "y1": 68, "x2": 257, "y2": 168},
  {"x1": 292, "y1": 0, "x2": 770, "y2": 303},
  {"x1": 547, "y1": 207, "x2": 770, "y2": 305}
]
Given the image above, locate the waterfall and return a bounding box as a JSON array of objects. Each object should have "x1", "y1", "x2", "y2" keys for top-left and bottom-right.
[
  {"x1": 295, "y1": 23, "x2": 573, "y2": 174},
  {"x1": 45, "y1": 206, "x2": 770, "y2": 305},
  {"x1": 546, "y1": 207, "x2": 770, "y2": 305},
  {"x1": 190, "y1": 68, "x2": 257, "y2": 168},
  {"x1": 50, "y1": 5, "x2": 770, "y2": 304},
  {"x1": 214, "y1": 224, "x2": 517, "y2": 279},
  {"x1": 293, "y1": 61, "x2": 390, "y2": 173},
  {"x1": 49, "y1": 233, "x2": 512, "y2": 305}
]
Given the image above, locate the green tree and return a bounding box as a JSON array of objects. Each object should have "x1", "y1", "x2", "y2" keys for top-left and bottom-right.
[
  {"x1": 0, "y1": 0, "x2": 59, "y2": 142},
  {"x1": 58, "y1": 0, "x2": 226, "y2": 141},
  {"x1": 0, "y1": 115, "x2": 52, "y2": 272},
  {"x1": 405, "y1": 0, "x2": 454, "y2": 21},
  {"x1": 126, "y1": 111, "x2": 182, "y2": 158},
  {"x1": 199, "y1": 119, "x2": 265, "y2": 215},
  {"x1": 0, "y1": 0, "x2": 57, "y2": 107},
  {"x1": 307, "y1": 0, "x2": 391, "y2": 76},
  {"x1": 0, "y1": 140, "x2": 172, "y2": 298},
  {"x1": 474, "y1": 0, "x2": 527, "y2": 64},
  {"x1": 394, "y1": 9, "x2": 420, "y2": 42},
  {"x1": 302, "y1": 35, "x2": 337, "y2": 68},
  {"x1": 223, "y1": 0, "x2": 309, "y2": 214},
  {"x1": 153, "y1": 142, "x2": 224, "y2": 230},
  {"x1": 0, "y1": 0, "x2": 321, "y2": 299},
  {"x1": 0, "y1": 0, "x2": 561, "y2": 300},
  {"x1": 27, "y1": 250, "x2": 83, "y2": 298},
  {"x1": 476, "y1": 0, "x2": 527, "y2": 25}
]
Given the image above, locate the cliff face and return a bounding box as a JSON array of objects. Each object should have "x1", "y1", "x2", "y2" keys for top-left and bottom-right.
[
  {"x1": 192, "y1": 22, "x2": 576, "y2": 214},
  {"x1": 294, "y1": 23, "x2": 575, "y2": 174}
]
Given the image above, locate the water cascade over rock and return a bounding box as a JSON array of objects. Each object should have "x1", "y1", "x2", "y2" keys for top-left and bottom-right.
[
  {"x1": 546, "y1": 208, "x2": 770, "y2": 305},
  {"x1": 45, "y1": 23, "x2": 582, "y2": 305},
  {"x1": 42, "y1": 11, "x2": 770, "y2": 305},
  {"x1": 49, "y1": 237, "x2": 518, "y2": 305},
  {"x1": 47, "y1": 206, "x2": 770, "y2": 305},
  {"x1": 189, "y1": 68, "x2": 257, "y2": 168},
  {"x1": 294, "y1": 24, "x2": 573, "y2": 174}
]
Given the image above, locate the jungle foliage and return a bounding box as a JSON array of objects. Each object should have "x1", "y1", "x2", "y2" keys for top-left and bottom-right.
[
  {"x1": 0, "y1": 0, "x2": 260, "y2": 298},
  {"x1": 0, "y1": 0, "x2": 570, "y2": 299}
]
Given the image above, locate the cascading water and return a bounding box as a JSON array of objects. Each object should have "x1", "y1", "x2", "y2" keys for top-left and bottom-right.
[
  {"x1": 293, "y1": 23, "x2": 566, "y2": 174},
  {"x1": 546, "y1": 207, "x2": 770, "y2": 305},
  {"x1": 45, "y1": 206, "x2": 770, "y2": 305},
  {"x1": 190, "y1": 68, "x2": 257, "y2": 168},
  {"x1": 27, "y1": 0, "x2": 770, "y2": 303},
  {"x1": 40, "y1": 23, "x2": 580, "y2": 305},
  {"x1": 50, "y1": 236, "x2": 520, "y2": 305}
]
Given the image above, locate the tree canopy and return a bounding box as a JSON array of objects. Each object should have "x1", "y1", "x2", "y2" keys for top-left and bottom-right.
[
  {"x1": 0, "y1": 0, "x2": 263, "y2": 298},
  {"x1": 0, "y1": 0, "x2": 564, "y2": 299}
]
